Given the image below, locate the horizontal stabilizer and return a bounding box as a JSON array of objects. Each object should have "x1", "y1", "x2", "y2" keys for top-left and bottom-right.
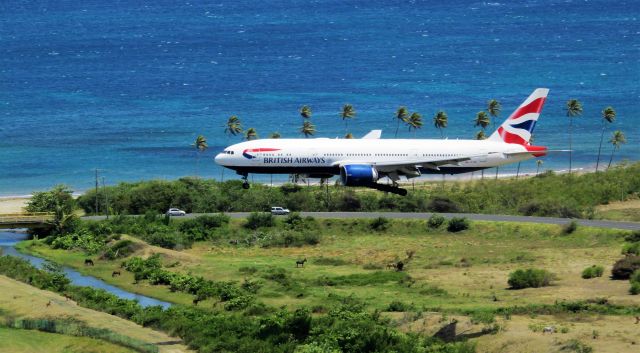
[{"x1": 362, "y1": 130, "x2": 382, "y2": 139}]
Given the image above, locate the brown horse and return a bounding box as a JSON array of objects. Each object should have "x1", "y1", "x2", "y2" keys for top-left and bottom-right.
[
  {"x1": 84, "y1": 259, "x2": 94, "y2": 266},
  {"x1": 112, "y1": 270, "x2": 121, "y2": 277}
]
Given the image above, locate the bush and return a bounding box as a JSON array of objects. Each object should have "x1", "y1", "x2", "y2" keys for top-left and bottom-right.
[
  {"x1": 562, "y1": 221, "x2": 578, "y2": 235},
  {"x1": 426, "y1": 197, "x2": 460, "y2": 213},
  {"x1": 622, "y1": 242, "x2": 640, "y2": 256},
  {"x1": 386, "y1": 300, "x2": 414, "y2": 312},
  {"x1": 581, "y1": 265, "x2": 604, "y2": 279},
  {"x1": 630, "y1": 281, "x2": 640, "y2": 295},
  {"x1": 624, "y1": 231, "x2": 640, "y2": 243},
  {"x1": 427, "y1": 214, "x2": 446, "y2": 229},
  {"x1": 369, "y1": 217, "x2": 390, "y2": 232},
  {"x1": 508, "y1": 268, "x2": 554, "y2": 289},
  {"x1": 102, "y1": 240, "x2": 139, "y2": 260},
  {"x1": 178, "y1": 214, "x2": 229, "y2": 240},
  {"x1": 245, "y1": 212, "x2": 275, "y2": 230},
  {"x1": 611, "y1": 256, "x2": 640, "y2": 280},
  {"x1": 447, "y1": 217, "x2": 470, "y2": 233}
]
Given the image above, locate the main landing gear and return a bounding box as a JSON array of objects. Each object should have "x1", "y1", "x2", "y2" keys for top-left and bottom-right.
[{"x1": 240, "y1": 173, "x2": 250, "y2": 189}]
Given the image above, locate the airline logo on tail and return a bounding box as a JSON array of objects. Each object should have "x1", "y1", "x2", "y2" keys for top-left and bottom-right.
[{"x1": 489, "y1": 88, "x2": 549, "y2": 145}]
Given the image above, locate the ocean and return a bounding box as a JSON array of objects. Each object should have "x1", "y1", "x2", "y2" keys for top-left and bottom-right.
[{"x1": 1, "y1": 0, "x2": 638, "y2": 196}]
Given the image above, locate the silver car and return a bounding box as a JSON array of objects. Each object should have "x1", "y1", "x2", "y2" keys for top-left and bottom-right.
[
  {"x1": 166, "y1": 208, "x2": 186, "y2": 216},
  {"x1": 270, "y1": 206, "x2": 290, "y2": 215}
]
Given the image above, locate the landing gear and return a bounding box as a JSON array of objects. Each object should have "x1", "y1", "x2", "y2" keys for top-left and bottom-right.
[{"x1": 240, "y1": 173, "x2": 250, "y2": 189}]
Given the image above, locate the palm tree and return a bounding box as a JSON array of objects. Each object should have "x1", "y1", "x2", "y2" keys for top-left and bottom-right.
[
  {"x1": 192, "y1": 135, "x2": 208, "y2": 176},
  {"x1": 487, "y1": 99, "x2": 501, "y2": 128},
  {"x1": 565, "y1": 99, "x2": 583, "y2": 174},
  {"x1": 300, "y1": 121, "x2": 316, "y2": 138},
  {"x1": 474, "y1": 111, "x2": 490, "y2": 130},
  {"x1": 269, "y1": 131, "x2": 281, "y2": 139},
  {"x1": 407, "y1": 112, "x2": 423, "y2": 137},
  {"x1": 245, "y1": 127, "x2": 258, "y2": 141},
  {"x1": 536, "y1": 160, "x2": 543, "y2": 176},
  {"x1": 607, "y1": 130, "x2": 626, "y2": 170},
  {"x1": 341, "y1": 104, "x2": 356, "y2": 131},
  {"x1": 224, "y1": 115, "x2": 243, "y2": 137},
  {"x1": 596, "y1": 106, "x2": 616, "y2": 172},
  {"x1": 344, "y1": 132, "x2": 353, "y2": 139},
  {"x1": 394, "y1": 106, "x2": 409, "y2": 138},
  {"x1": 300, "y1": 105, "x2": 312, "y2": 119},
  {"x1": 433, "y1": 110, "x2": 448, "y2": 138}
]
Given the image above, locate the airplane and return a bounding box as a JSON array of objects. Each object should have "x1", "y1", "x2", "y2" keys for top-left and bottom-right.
[{"x1": 215, "y1": 88, "x2": 550, "y2": 196}]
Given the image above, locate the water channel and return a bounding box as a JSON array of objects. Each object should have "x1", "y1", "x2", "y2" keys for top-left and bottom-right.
[{"x1": 0, "y1": 229, "x2": 171, "y2": 309}]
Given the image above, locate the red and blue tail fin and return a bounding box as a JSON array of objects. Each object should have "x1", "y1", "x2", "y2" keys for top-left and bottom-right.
[{"x1": 488, "y1": 88, "x2": 549, "y2": 145}]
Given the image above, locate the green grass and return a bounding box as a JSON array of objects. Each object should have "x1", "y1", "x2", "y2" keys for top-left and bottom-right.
[
  {"x1": 0, "y1": 327, "x2": 139, "y2": 353},
  {"x1": 18, "y1": 218, "x2": 636, "y2": 314}
]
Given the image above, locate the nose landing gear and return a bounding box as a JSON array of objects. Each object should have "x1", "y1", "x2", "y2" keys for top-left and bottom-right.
[{"x1": 240, "y1": 173, "x2": 250, "y2": 189}]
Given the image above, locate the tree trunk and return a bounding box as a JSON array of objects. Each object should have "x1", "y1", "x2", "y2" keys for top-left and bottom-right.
[
  {"x1": 395, "y1": 120, "x2": 400, "y2": 138},
  {"x1": 516, "y1": 162, "x2": 521, "y2": 179},
  {"x1": 595, "y1": 123, "x2": 605, "y2": 172},
  {"x1": 607, "y1": 147, "x2": 616, "y2": 170},
  {"x1": 495, "y1": 166, "x2": 499, "y2": 180},
  {"x1": 536, "y1": 164, "x2": 540, "y2": 176},
  {"x1": 569, "y1": 117, "x2": 573, "y2": 174}
]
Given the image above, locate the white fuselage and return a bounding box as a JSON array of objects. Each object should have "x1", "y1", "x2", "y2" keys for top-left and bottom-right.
[{"x1": 214, "y1": 138, "x2": 534, "y2": 177}]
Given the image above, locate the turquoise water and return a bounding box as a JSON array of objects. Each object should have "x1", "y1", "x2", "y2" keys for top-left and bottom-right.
[
  {"x1": 1, "y1": 0, "x2": 638, "y2": 195},
  {"x1": 0, "y1": 230, "x2": 171, "y2": 308}
]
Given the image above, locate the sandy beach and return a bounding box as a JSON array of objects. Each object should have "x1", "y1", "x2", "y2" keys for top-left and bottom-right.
[{"x1": 0, "y1": 197, "x2": 29, "y2": 214}]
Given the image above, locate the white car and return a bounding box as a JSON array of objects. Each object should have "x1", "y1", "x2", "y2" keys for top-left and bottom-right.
[
  {"x1": 270, "y1": 207, "x2": 290, "y2": 215},
  {"x1": 166, "y1": 208, "x2": 186, "y2": 216}
]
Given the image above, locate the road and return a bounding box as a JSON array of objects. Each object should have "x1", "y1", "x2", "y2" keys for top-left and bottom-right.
[{"x1": 84, "y1": 212, "x2": 640, "y2": 231}]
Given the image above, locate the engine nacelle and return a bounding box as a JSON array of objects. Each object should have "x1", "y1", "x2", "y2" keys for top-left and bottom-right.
[{"x1": 340, "y1": 164, "x2": 379, "y2": 186}]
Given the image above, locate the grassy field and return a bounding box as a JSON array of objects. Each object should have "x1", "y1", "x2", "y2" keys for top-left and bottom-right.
[
  {"x1": 17, "y1": 217, "x2": 640, "y2": 352},
  {"x1": 0, "y1": 327, "x2": 141, "y2": 353},
  {"x1": 596, "y1": 199, "x2": 640, "y2": 222},
  {"x1": 0, "y1": 275, "x2": 191, "y2": 353}
]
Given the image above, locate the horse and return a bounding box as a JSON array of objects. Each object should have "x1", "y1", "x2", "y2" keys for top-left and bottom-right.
[
  {"x1": 84, "y1": 259, "x2": 94, "y2": 266},
  {"x1": 296, "y1": 258, "x2": 307, "y2": 268},
  {"x1": 112, "y1": 270, "x2": 121, "y2": 277}
]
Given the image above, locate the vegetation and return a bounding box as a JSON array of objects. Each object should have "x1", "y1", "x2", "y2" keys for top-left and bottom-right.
[
  {"x1": 5, "y1": 318, "x2": 157, "y2": 353},
  {"x1": 0, "y1": 254, "x2": 474, "y2": 353},
  {"x1": 507, "y1": 268, "x2": 554, "y2": 289},
  {"x1": 565, "y1": 98, "x2": 584, "y2": 174},
  {"x1": 75, "y1": 163, "x2": 640, "y2": 219},
  {"x1": 581, "y1": 265, "x2": 604, "y2": 279},
  {"x1": 0, "y1": 327, "x2": 141, "y2": 353},
  {"x1": 611, "y1": 255, "x2": 640, "y2": 280},
  {"x1": 447, "y1": 217, "x2": 469, "y2": 233},
  {"x1": 595, "y1": 106, "x2": 616, "y2": 172}
]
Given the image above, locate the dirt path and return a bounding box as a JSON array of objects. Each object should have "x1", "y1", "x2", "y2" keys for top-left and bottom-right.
[{"x1": 0, "y1": 275, "x2": 192, "y2": 353}]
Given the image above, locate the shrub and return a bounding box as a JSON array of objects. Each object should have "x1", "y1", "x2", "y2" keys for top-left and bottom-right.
[
  {"x1": 178, "y1": 214, "x2": 229, "y2": 240},
  {"x1": 426, "y1": 197, "x2": 460, "y2": 213},
  {"x1": 102, "y1": 240, "x2": 139, "y2": 260},
  {"x1": 622, "y1": 242, "x2": 640, "y2": 256},
  {"x1": 630, "y1": 282, "x2": 640, "y2": 295},
  {"x1": 244, "y1": 212, "x2": 275, "y2": 230},
  {"x1": 631, "y1": 269, "x2": 640, "y2": 283},
  {"x1": 369, "y1": 217, "x2": 390, "y2": 232},
  {"x1": 508, "y1": 268, "x2": 554, "y2": 289},
  {"x1": 624, "y1": 231, "x2": 640, "y2": 243},
  {"x1": 470, "y1": 311, "x2": 495, "y2": 325},
  {"x1": 447, "y1": 217, "x2": 470, "y2": 232},
  {"x1": 238, "y1": 266, "x2": 258, "y2": 274},
  {"x1": 314, "y1": 257, "x2": 349, "y2": 266},
  {"x1": 224, "y1": 295, "x2": 255, "y2": 311},
  {"x1": 581, "y1": 265, "x2": 604, "y2": 279},
  {"x1": 611, "y1": 256, "x2": 640, "y2": 280},
  {"x1": 386, "y1": 300, "x2": 414, "y2": 312},
  {"x1": 562, "y1": 220, "x2": 578, "y2": 235},
  {"x1": 427, "y1": 214, "x2": 446, "y2": 229}
]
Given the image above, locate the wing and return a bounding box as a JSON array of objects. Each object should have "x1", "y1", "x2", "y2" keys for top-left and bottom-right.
[{"x1": 333, "y1": 154, "x2": 485, "y2": 179}]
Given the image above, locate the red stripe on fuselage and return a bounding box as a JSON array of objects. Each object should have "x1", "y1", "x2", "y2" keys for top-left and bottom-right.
[
  {"x1": 246, "y1": 148, "x2": 281, "y2": 153},
  {"x1": 508, "y1": 97, "x2": 546, "y2": 120}
]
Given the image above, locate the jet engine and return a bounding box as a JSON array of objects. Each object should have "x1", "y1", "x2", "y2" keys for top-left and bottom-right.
[{"x1": 340, "y1": 165, "x2": 379, "y2": 186}]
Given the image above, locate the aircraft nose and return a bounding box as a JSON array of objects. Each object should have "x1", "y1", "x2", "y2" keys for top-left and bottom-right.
[{"x1": 214, "y1": 153, "x2": 225, "y2": 165}]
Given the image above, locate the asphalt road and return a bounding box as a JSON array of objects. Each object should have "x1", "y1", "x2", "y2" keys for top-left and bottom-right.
[{"x1": 84, "y1": 212, "x2": 640, "y2": 231}]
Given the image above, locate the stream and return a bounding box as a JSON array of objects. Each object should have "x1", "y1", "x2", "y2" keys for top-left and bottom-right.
[{"x1": 0, "y1": 229, "x2": 171, "y2": 309}]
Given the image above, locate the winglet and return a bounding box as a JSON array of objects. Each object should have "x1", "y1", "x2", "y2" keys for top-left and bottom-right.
[{"x1": 362, "y1": 130, "x2": 382, "y2": 139}]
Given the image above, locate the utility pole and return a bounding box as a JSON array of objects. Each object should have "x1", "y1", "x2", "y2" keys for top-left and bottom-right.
[{"x1": 95, "y1": 169, "x2": 99, "y2": 215}]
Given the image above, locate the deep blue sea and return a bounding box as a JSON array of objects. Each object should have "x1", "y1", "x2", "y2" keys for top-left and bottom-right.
[{"x1": 1, "y1": 0, "x2": 638, "y2": 195}]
